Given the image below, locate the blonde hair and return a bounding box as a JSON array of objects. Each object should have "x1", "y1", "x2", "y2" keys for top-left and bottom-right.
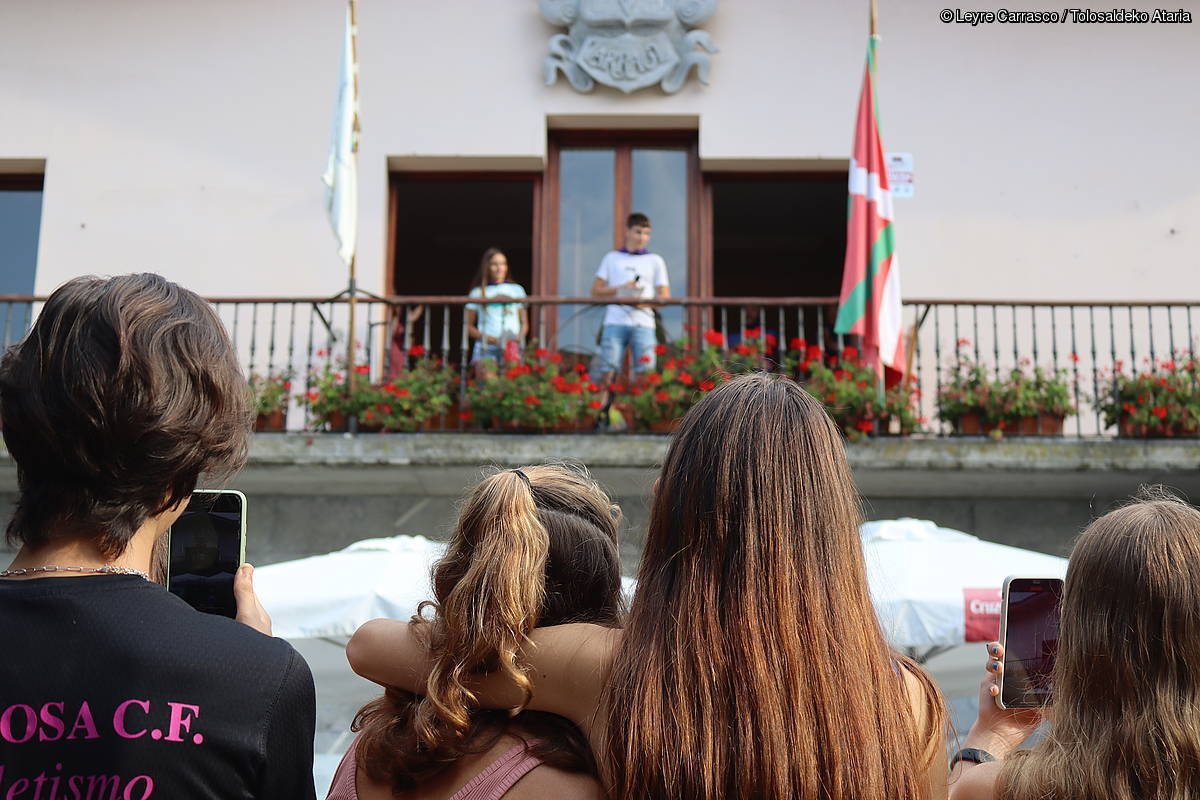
[
  {"x1": 600, "y1": 373, "x2": 944, "y2": 799},
  {"x1": 354, "y1": 464, "x2": 623, "y2": 790},
  {"x1": 999, "y1": 489, "x2": 1200, "y2": 800}
]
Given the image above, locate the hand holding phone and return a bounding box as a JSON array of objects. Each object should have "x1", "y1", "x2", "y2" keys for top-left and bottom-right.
[
  {"x1": 997, "y1": 576, "x2": 1064, "y2": 709},
  {"x1": 168, "y1": 489, "x2": 247, "y2": 618}
]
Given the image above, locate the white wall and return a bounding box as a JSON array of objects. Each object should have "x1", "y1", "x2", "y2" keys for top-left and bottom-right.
[{"x1": 1, "y1": 0, "x2": 1196, "y2": 301}]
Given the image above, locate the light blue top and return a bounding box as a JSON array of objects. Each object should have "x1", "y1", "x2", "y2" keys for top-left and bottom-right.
[{"x1": 466, "y1": 282, "x2": 527, "y2": 340}]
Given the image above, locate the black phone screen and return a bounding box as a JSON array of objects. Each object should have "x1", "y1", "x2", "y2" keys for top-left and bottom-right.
[
  {"x1": 168, "y1": 492, "x2": 244, "y2": 617},
  {"x1": 1002, "y1": 578, "x2": 1063, "y2": 708}
]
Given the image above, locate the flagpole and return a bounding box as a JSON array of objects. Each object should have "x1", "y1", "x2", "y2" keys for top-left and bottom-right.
[{"x1": 345, "y1": 0, "x2": 360, "y2": 396}]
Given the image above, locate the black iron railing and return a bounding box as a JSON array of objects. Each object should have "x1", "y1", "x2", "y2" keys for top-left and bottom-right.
[{"x1": 3, "y1": 294, "x2": 1196, "y2": 437}]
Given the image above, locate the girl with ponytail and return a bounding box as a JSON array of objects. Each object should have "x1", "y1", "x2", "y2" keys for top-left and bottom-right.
[
  {"x1": 349, "y1": 374, "x2": 947, "y2": 800},
  {"x1": 330, "y1": 465, "x2": 622, "y2": 800}
]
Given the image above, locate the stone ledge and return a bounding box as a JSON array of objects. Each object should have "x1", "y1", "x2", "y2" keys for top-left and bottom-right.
[{"x1": 1, "y1": 435, "x2": 1197, "y2": 473}]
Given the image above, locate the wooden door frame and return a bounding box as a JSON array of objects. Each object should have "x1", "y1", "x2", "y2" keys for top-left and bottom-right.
[
  {"x1": 542, "y1": 130, "x2": 702, "y2": 299},
  {"x1": 701, "y1": 169, "x2": 848, "y2": 299},
  {"x1": 385, "y1": 171, "x2": 543, "y2": 298}
]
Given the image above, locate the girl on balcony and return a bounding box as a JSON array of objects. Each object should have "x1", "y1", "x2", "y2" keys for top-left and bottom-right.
[
  {"x1": 348, "y1": 373, "x2": 948, "y2": 800},
  {"x1": 949, "y1": 490, "x2": 1200, "y2": 800},
  {"x1": 465, "y1": 248, "x2": 528, "y2": 378},
  {"x1": 329, "y1": 464, "x2": 622, "y2": 800}
]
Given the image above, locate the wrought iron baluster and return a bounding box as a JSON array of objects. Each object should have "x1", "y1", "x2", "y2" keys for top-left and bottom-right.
[{"x1": 934, "y1": 306, "x2": 943, "y2": 436}]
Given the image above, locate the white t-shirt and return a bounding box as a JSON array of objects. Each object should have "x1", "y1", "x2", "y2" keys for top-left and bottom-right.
[
  {"x1": 465, "y1": 282, "x2": 526, "y2": 339},
  {"x1": 595, "y1": 251, "x2": 669, "y2": 329}
]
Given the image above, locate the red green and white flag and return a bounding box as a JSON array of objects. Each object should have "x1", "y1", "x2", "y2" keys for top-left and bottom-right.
[{"x1": 834, "y1": 35, "x2": 903, "y2": 371}]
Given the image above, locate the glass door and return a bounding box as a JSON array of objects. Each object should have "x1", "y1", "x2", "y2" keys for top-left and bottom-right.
[{"x1": 550, "y1": 134, "x2": 696, "y2": 357}]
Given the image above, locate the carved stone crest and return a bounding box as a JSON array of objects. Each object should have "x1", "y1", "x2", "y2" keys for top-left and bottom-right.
[{"x1": 540, "y1": 0, "x2": 718, "y2": 94}]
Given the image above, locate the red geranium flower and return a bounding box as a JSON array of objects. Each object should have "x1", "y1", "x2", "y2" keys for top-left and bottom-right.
[
  {"x1": 523, "y1": 394, "x2": 541, "y2": 406},
  {"x1": 699, "y1": 380, "x2": 715, "y2": 392},
  {"x1": 588, "y1": 400, "x2": 603, "y2": 409},
  {"x1": 679, "y1": 372, "x2": 694, "y2": 385},
  {"x1": 505, "y1": 368, "x2": 522, "y2": 380},
  {"x1": 1163, "y1": 360, "x2": 1176, "y2": 370},
  {"x1": 735, "y1": 344, "x2": 752, "y2": 356},
  {"x1": 550, "y1": 353, "x2": 564, "y2": 364},
  {"x1": 646, "y1": 373, "x2": 663, "y2": 384},
  {"x1": 1122, "y1": 402, "x2": 1136, "y2": 413},
  {"x1": 639, "y1": 355, "x2": 653, "y2": 364},
  {"x1": 364, "y1": 410, "x2": 374, "y2": 420},
  {"x1": 805, "y1": 345, "x2": 822, "y2": 360},
  {"x1": 587, "y1": 382, "x2": 599, "y2": 392},
  {"x1": 579, "y1": 372, "x2": 590, "y2": 382},
  {"x1": 535, "y1": 348, "x2": 549, "y2": 359},
  {"x1": 611, "y1": 382, "x2": 626, "y2": 393},
  {"x1": 281, "y1": 381, "x2": 291, "y2": 390},
  {"x1": 655, "y1": 344, "x2": 668, "y2": 355},
  {"x1": 765, "y1": 333, "x2": 777, "y2": 349},
  {"x1": 315, "y1": 348, "x2": 330, "y2": 358},
  {"x1": 306, "y1": 390, "x2": 319, "y2": 402},
  {"x1": 1069, "y1": 352, "x2": 1081, "y2": 363},
  {"x1": 409, "y1": 344, "x2": 426, "y2": 358},
  {"x1": 855, "y1": 419, "x2": 873, "y2": 432},
  {"x1": 655, "y1": 391, "x2": 670, "y2": 402},
  {"x1": 380, "y1": 404, "x2": 393, "y2": 414},
  {"x1": 744, "y1": 327, "x2": 761, "y2": 340},
  {"x1": 1151, "y1": 406, "x2": 1168, "y2": 419},
  {"x1": 789, "y1": 337, "x2": 806, "y2": 351},
  {"x1": 355, "y1": 365, "x2": 370, "y2": 375},
  {"x1": 458, "y1": 410, "x2": 473, "y2": 421},
  {"x1": 396, "y1": 388, "x2": 410, "y2": 398},
  {"x1": 842, "y1": 346, "x2": 859, "y2": 361},
  {"x1": 574, "y1": 363, "x2": 587, "y2": 372},
  {"x1": 630, "y1": 386, "x2": 643, "y2": 396},
  {"x1": 703, "y1": 330, "x2": 725, "y2": 347}
]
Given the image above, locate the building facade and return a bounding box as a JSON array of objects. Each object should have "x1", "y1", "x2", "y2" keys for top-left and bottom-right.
[{"x1": 2, "y1": 0, "x2": 1197, "y2": 305}]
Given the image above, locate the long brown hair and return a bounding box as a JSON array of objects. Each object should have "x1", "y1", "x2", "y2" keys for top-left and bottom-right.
[
  {"x1": 353, "y1": 464, "x2": 624, "y2": 792},
  {"x1": 470, "y1": 247, "x2": 508, "y2": 295},
  {"x1": 600, "y1": 372, "x2": 944, "y2": 800},
  {"x1": 998, "y1": 490, "x2": 1200, "y2": 800}
]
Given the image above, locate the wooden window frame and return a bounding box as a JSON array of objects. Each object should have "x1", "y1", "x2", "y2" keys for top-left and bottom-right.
[
  {"x1": 385, "y1": 171, "x2": 543, "y2": 298},
  {"x1": 542, "y1": 131, "x2": 702, "y2": 299}
]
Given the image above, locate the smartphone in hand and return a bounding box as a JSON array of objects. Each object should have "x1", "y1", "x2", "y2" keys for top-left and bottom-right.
[
  {"x1": 167, "y1": 489, "x2": 246, "y2": 617},
  {"x1": 997, "y1": 575, "x2": 1064, "y2": 709}
]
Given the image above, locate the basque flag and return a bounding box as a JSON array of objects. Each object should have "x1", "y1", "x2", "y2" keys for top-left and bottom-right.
[{"x1": 834, "y1": 35, "x2": 903, "y2": 372}]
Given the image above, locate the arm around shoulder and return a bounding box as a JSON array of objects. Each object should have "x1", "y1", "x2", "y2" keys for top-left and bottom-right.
[{"x1": 346, "y1": 619, "x2": 618, "y2": 731}]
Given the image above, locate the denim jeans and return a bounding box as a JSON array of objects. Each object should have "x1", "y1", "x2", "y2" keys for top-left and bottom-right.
[{"x1": 597, "y1": 324, "x2": 657, "y2": 375}]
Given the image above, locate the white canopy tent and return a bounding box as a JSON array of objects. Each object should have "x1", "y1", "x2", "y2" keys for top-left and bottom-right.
[
  {"x1": 861, "y1": 518, "x2": 1068, "y2": 661},
  {"x1": 258, "y1": 520, "x2": 1067, "y2": 661}
]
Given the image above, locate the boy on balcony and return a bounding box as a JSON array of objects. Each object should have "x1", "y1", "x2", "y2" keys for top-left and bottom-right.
[{"x1": 591, "y1": 213, "x2": 671, "y2": 426}]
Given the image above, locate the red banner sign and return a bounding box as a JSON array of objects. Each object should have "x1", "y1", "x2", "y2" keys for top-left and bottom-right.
[{"x1": 963, "y1": 587, "x2": 1002, "y2": 642}]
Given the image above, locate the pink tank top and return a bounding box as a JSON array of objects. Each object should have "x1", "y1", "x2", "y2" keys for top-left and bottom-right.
[{"x1": 326, "y1": 737, "x2": 546, "y2": 800}]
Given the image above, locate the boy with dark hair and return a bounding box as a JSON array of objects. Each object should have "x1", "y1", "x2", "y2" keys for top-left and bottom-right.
[
  {"x1": 591, "y1": 213, "x2": 671, "y2": 422},
  {"x1": 0, "y1": 274, "x2": 317, "y2": 799}
]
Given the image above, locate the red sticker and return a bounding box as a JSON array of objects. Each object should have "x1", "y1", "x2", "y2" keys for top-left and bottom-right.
[{"x1": 963, "y1": 587, "x2": 1002, "y2": 642}]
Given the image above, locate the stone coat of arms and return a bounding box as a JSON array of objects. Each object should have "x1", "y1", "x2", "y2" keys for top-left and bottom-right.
[{"x1": 540, "y1": 0, "x2": 718, "y2": 94}]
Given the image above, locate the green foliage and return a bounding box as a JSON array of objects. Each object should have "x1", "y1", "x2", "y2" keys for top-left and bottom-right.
[
  {"x1": 248, "y1": 370, "x2": 293, "y2": 416},
  {"x1": 1097, "y1": 356, "x2": 1200, "y2": 436}
]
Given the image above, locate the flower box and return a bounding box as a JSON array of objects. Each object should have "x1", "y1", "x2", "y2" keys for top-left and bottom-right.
[{"x1": 254, "y1": 410, "x2": 286, "y2": 432}]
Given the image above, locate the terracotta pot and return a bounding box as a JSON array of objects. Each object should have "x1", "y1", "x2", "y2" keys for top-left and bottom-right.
[
  {"x1": 254, "y1": 410, "x2": 286, "y2": 432},
  {"x1": 421, "y1": 399, "x2": 462, "y2": 432},
  {"x1": 326, "y1": 410, "x2": 347, "y2": 432},
  {"x1": 1119, "y1": 415, "x2": 1200, "y2": 438},
  {"x1": 553, "y1": 416, "x2": 596, "y2": 433},
  {"x1": 1035, "y1": 413, "x2": 1065, "y2": 435},
  {"x1": 957, "y1": 412, "x2": 982, "y2": 435},
  {"x1": 647, "y1": 418, "x2": 681, "y2": 434}
]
